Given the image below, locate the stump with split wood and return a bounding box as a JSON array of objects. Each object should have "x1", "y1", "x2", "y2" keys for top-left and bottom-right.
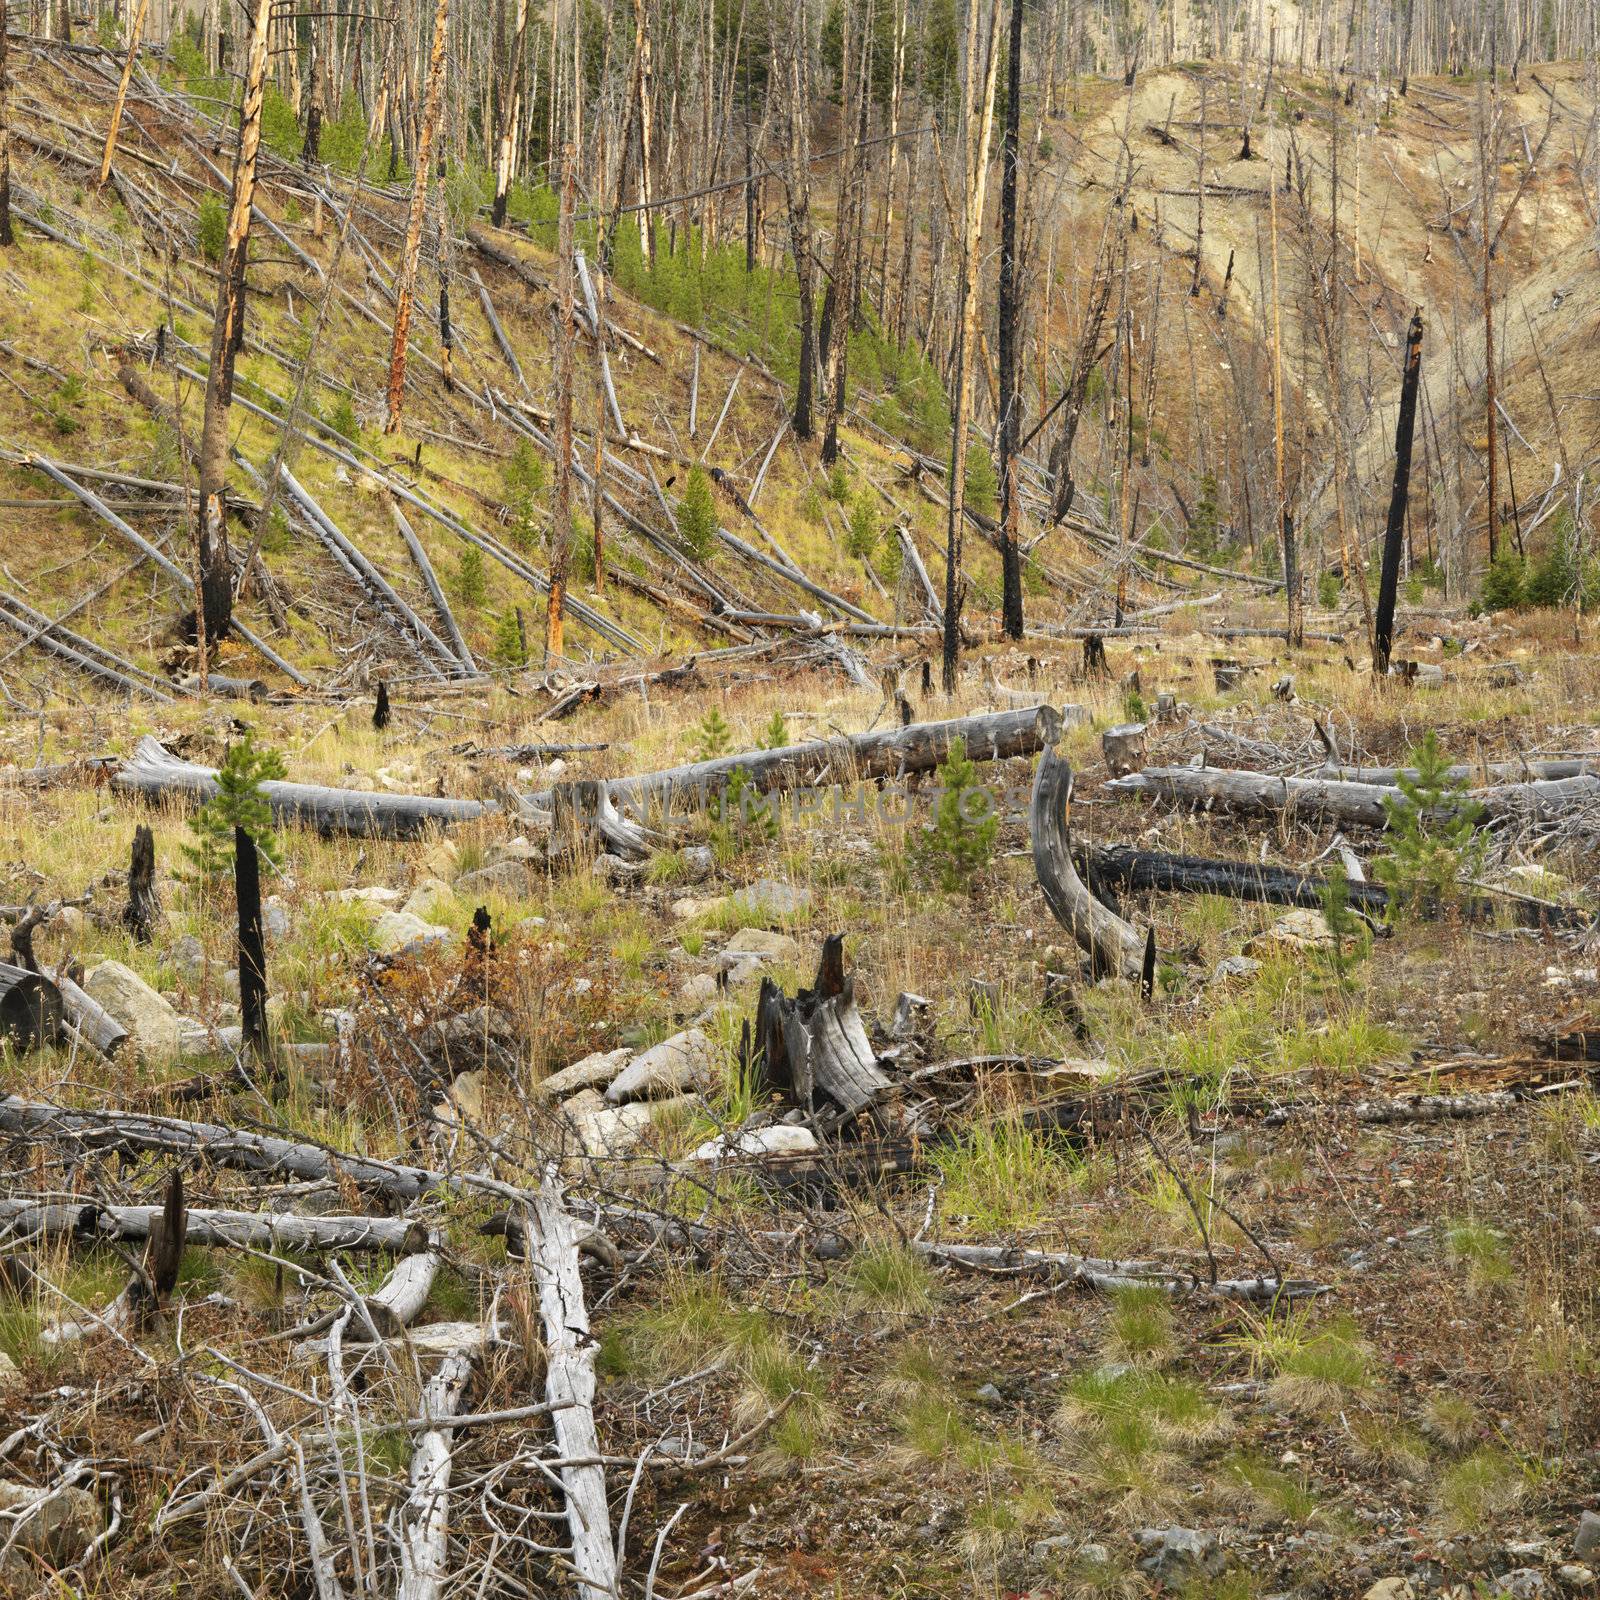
[{"x1": 121, "y1": 824, "x2": 159, "y2": 943}]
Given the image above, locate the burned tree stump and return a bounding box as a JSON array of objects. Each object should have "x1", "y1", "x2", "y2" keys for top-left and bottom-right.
[
  {"x1": 1212, "y1": 659, "x2": 1244, "y2": 691},
  {"x1": 121, "y1": 824, "x2": 160, "y2": 944},
  {"x1": 1030, "y1": 746, "x2": 1147, "y2": 982},
  {"x1": 1102, "y1": 722, "x2": 1148, "y2": 778},
  {"x1": 235, "y1": 825, "x2": 269, "y2": 1060},
  {"x1": 1082, "y1": 634, "x2": 1109, "y2": 679},
  {"x1": 374, "y1": 680, "x2": 392, "y2": 730},
  {"x1": 755, "y1": 934, "x2": 892, "y2": 1118},
  {"x1": 0, "y1": 961, "x2": 64, "y2": 1052}
]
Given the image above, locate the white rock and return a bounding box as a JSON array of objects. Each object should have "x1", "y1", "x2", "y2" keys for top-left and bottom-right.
[
  {"x1": 1244, "y1": 908, "x2": 1354, "y2": 955},
  {"x1": 1362, "y1": 1581, "x2": 1416, "y2": 1600},
  {"x1": 720, "y1": 927, "x2": 802, "y2": 963},
  {"x1": 671, "y1": 895, "x2": 722, "y2": 922},
  {"x1": 0, "y1": 1482, "x2": 105, "y2": 1580},
  {"x1": 0, "y1": 1350, "x2": 18, "y2": 1388},
  {"x1": 689, "y1": 1124, "x2": 819, "y2": 1162},
  {"x1": 403, "y1": 877, "x2": 456, "y2": 921},
  {"x1": 332, "y1": 885, "x2": 404, "y2": 907},
  {"x1": 606, "y1": 1028, "x2": 720, "y2": 1104},
  {"x1": 676, "y1": 972, "x2": 721, "y2": 1008},
  {"x1": 486, "y1": 837, "x2": 542, "y2": 867},
  {"x1": 536, "y1": 1046, "x2": 632, "y2": 1100},
  {"x1": 83, "y1": 960, "x2": 182, "y2": 1059},
  {"x1": 560, "y1": 1092, "x2": 697, "y2": 1157},
  {"x1": 728, "y1": 877, "x2": 811, "y2": 923},
  {"x1": 371, "y1": 910, "x2": 454, "y2": 957}
]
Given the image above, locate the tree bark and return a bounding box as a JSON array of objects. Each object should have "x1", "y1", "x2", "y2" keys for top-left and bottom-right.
[
  {"x1": 0, "y1": 961, "x2": 63, "y2": 1052},
  {"x1": 97, "y1": 0, "x2": 152, "y2": 189},
  {"x1": 121, "y1": 824, "x2": 160, "y2": 944},
  {"x1": 1374, "y1": 310, "x2": 1424, "y2": 674},
  {"x1": 385, "y1": 0, "x2": 451, "y2": 434},
  {"x1": 547, "y1": 140, "x2": 575, "y2": 661},
  {"x1": 996, "y1": 0, "x2": 1025, "y2": 638},
  {"x1": 195, "y1": 0, "x2": 274, "y2": 643},
  {"x1": 490, "y1": 0, "x2": 528, "y2": 227},
  {"x1": 235, "y1": 824, "x2": 269, "y2": 1060},
  {"x1": 782, "y1": 11, "x2": 816, "y2": 439},
  {"x1": 0, "y1": 0, "x2": 11, "y2": 249}
]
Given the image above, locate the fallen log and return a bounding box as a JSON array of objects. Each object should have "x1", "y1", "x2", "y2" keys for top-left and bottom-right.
[
  {"x1": 396, "y1": 1342, "x2": 476, "y2": 1600},
  {"x1": 1030, "y1": 748, "x2": 1147, "y2": 981},
  {"x1": 0, "y1": 1199, "x2": 431, "y2": 1254},
  {"x1": 390, "y1": 498, "x2": 479, "y2": 674},
  {"x1": 1109, "y1": 765, "x2": 1600, "y2": 829},
  {"x1": 583, "y1": 704, "x2": 1066, "y2": 814},
  {"x1": 530, "y1": 1168, "x2": 618, "y2": 1600},
  {"x1": 1319, "y1": 757, "x2": 1597, "y2": 785},
  {"x1": 754, "y1": 935, "x2": 893, "y2": 1117},
  {"x1": 114, "y1": 736, "x2": 491, "y2": 839},
  {"x1": 356, "y1": 1244, "x2": 440, "y2": 1336},
  {"x1": 0, "y1": 961, "x2": 64, "y2": 1050},
  {"x1": 1075, "y1": 843, "x2": 1590, "y2": 931}
]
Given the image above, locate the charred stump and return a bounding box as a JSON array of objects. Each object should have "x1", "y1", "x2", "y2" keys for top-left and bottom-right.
[
  {"x1": 0, "y1": 960, "x2": 64, "y2": 1051},
  {"x1": 121, "y1": 824, "x2": 160, "y2": 944},
  {"x1": 374, "y1": 679, "x2": 392, "y2": 730},
  {"x1": 235, "y1": 825, "x2": 269, "y2": 1060}
]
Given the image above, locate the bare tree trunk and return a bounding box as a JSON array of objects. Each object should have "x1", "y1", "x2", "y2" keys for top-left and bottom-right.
[
  {"x1": 547, "y1": 140, "x2": 575, "y2": 662},
  {"x1": 1267, "y1": 130, "x2": 1301, "y2": 645},
  {"x1": 940, "y1": 0, "x2": 1002, "y2": 692},
  {"x1": 632, "y1": 0, "x2": 656, "y2": 263},
  {"x1": 491, "y1": 0, "x2": 528, "y2": 226},
  {"x1": 996, "y1": 0, "x2": 1025, "y2": 639},
  {"x1": 98, "y1": 0, "x2": 152, "y2": 189},
  {"x1": 0, "y1": 0, "x2": 12, "y2": 249},
  {"x1": 782, "y1": 9, "x2": 816, "y2": 440},
  {"x1": 1374, "y1": 311, "x2": 1424, "y2": 674},
  {"x1": 195, "y1": 0, "x2": 274, "y2": 644},
  {"x1": 385, "y1": 0, "x2": 451, "y2": 435}
]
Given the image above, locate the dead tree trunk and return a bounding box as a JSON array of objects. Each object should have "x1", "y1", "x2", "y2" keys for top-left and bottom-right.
[
  {"x1": 0, "y1": 0, "x2": 11, "y2": 249},
  {"x1": 195, "y1": 0, "x2": 274, "y2": 643},
  {"x1": 547, "y1": 140, "x2": 575, "y2": 662},
  {"x1": 1030, "y1": 746, "x2": 1146, "y2": 980},
  {"x1": 490, "y1": 0, "x2": 529, "y2": 227},
  {"x1": 397, "y1": 1343, "x2": 475, "y2": 1600},
  {"x1": 996, "y1": 0, "x2": 1026, "y2": 639},
  {"x1": 1374, "y1": 310, "x2": 1424, "y2": 675},
  {"x1": 385, "y1": 0, "x2": 451, "y2": 434},
  {"x1": 98, "y1": 0, "x2": 152, "y2": 188},
  {"x1": 0, "y1": 961, "x2": 63, "y2": 1051},
  {"x1": 942, "y1": 0, "x2": 1002, "y2": 692},
  {"x1": 782, "y1": 14, "x2": 816, "y2": 440},
  {"x1": 235, "y1": 825, "x2": 269, "y2": 1060},
  {"x1": 121, "y1": 824, "x2": 159, "y2": 944}
]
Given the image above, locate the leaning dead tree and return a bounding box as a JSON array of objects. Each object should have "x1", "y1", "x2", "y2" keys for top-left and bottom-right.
[
  {"x1": 1374, "y1": 310, "x2": 1424, "y2": 675},
  {"x1": 194, "y1": 0, "x2": 273, "y2": 644},
  {"x1": 385, "y1": 0, "x2": 451, "y2": 435}
]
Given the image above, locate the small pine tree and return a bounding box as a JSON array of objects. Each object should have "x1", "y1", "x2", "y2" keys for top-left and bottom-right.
[
  {"x1": 1373, "y1": 731, "x2": 1486, "y2": 918},
  {"x1": 913, "y1": 735, "x2": 997, "y2": 893},
  {"x1": 758, "y1": 709, "x2": 789, "y2": 750},
  {"x1": 1189, "y1": 471, "x2": 1222, "y2": 559},
  {"x1": 825, "y1": 463, "x2": 852, "y2": 503},
  {"x1": 182, "y1": 732, "x2": 287, "y2": 880},
  {"x1": 454, "y1": 546, "x2": 487, "y2": 607},
  {"x1": 491, "y1": 607, "x2": 528, "y2": 667},
  {"x1": 693, "y1": 707, "x2": 733, "y2": 759},
  {"x1": 676, "y1": 467, "x2": 719, "y2": 560},
  {"x1": 1317, "y1": 569, "x2": 1342, "y2": 609},
  {"x1": 1479, "y1": 548, "x2": 1526, "y2": 612},
  {"x1": 845, "y1": 490, "x2": 879, "y2": 559},
  {"x1": 197, "y1": 193, "x2": 227, "y2": 263},
  {"x1": 504, "y1": 440, "x2": 546, "y2": 552},
  {"x1": 1317, "y1": 863, "x2": 1365, "y2": 986},
  {"x1": 965, "y1": 445, "x2": 999, "y2": 522}
]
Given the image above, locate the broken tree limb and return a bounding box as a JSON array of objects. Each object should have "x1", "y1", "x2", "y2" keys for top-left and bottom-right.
[
  {"x1": 1030, "y1": 747, "x2": 1147, "y2": 981},
  {"x1": 470, "y1": 265, "x2": 526, "y2": 388},
  {"x1": 0, "y1": 1199, "x2": 432, "y2": 1254},
  {"x1": 1109, "y1": 766, "x2": 1600, "y2": 829},
  {"x1": 113, "y1": 736, "x2": 490, "y2": 838},
  {"x1": 397, "y1": 1342, "x2": 476, "y2": 1600},
  {"x1": 389, "y1": 497, "x2": 479, "y2": 675},
  {"x1": 530, "y1": 1168, "x2": 617, "y2": 1600},
  {"x1": 582, "y1": 704, "x2": 1065, "y2": 814},
  {"x1": 1075, "y1": 842, "x2": 1589, "y2": 931},
  {"x1": 356, "y1": 1243, "x2": 440, "y2": 1336}
]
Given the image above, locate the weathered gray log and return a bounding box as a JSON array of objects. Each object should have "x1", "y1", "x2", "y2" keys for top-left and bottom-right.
[
  {"x1": 391, "y1": 498, "x2": 479, "y2": 673},
  {"x1": 0, "y1": 961, "x2": 63, "y2": 1050},
  {"x1": 114, "y1": 736, "x2": 490, "y2": 838},
  {"x1": 0, "y1": 587, "x2": 176, "y2": 701},
  {"x1": 1110, "y1": 765, "x2": 1600, "y2": 828},
  {"x1": 1075, "y1": 842, "x2": 1590, "y2": 930},
  {"x1": 755, "y1": 935, "x2": 893, "y2": 1117},
  {"x1": 175, "y1": 671, "x2": 269, "y2": 700},
  {"x1": 1030, "y1": 748, "x2": 1146, "y2": 981},
  {"x1": 470, "y1": 265, "x2": 526, "y2": 387},
  {"x1": 356, "y1": 1244, "x2": 441, "y2": 1336},
  {"x1": 530, "y1": 1169, "x2": 617, "y2": 1600},
  {"x1": 397, "y1": 1343, "x2": 476, "y2": 1600},
  {"x1": 584, "y1": 704, "x2": 1065, "y2": 814},
  {"x1": 1320, "y1": 757, "x2": 1597, "y2": 785},
  {"x1": 550, "y1": 779, "x2": 665, "y2": 862},
  {"x1": 0, "y1": 1199, "x2": 431, "y2": 1254}
]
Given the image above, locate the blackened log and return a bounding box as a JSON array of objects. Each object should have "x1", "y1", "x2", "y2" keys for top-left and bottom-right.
[
  {"x1": 1375, "y1": 310, "x2": 1424, "y2": 673},
  {"x1": 0, "y1": 961, "x2": 62, "y2": 1051}
]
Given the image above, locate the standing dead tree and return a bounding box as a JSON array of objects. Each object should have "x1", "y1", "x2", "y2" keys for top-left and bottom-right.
[
  {"x1": 941, "y1": 0, "x2": 1002, "y2": 692},
  {"x1": 1375, "y1": 311, "x2": 1424, "y2": 675},
  {"x1": 779, "y1": 3, "x2": 817, "y2": 441},
  {"x1": 490, "y1": 0, "x2": 529, "y2": 227},
  {"x1": 385, "y1": 0, "x2": 451, "y2": 435},
  {"x1": 548, "y1": 139, "x2": 576, "y2": 662},
  {"x1": 996, "y1": 0, "x2": 1026, "y2": 639},
  {"x1": 194, "y1": 0, "x2": 273, "y2": 644},
  {"x1": 98, "y1": 0, "x2": 152, "y2": 189},
  {"x1": 0, "y1": 0, "x2": 11, "y2": 249}
]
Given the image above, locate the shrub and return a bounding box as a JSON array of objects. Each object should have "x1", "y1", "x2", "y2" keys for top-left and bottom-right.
[
  {"x1": 322, "y1": 392, "x2": 360, "y2": 444},
  {"x1": 845, "y1": 490, "x2": 879, "y2": 559},
  {"x1": 1373, "y1": 731, "x2": 1485, "y2": 918},
  {"x1": 1478, "y1": 548, "x2": 1526, "y2": 611},
  {"x1": 197, "y1": 193, "x2": 228, "y2": 263},
  {"x1": 504, "y1": 439, "x2": 545, "y2": 551},
  {"x1": 491, "y1": 607, "x2": 528, "y2": 667},
  {"x1": 182, "y1": 731, "x2": 286, "y2": 880},
  {"x1": 965, "y1": 443, "x2": 998, "y2": 521},
  {"x1": 453, "y1": 547, "x2": 487, "y2": 607},
  {"x1": 1317, "y1": 569, "x2": 1342, "y2": 608},
  {"x1": 676, "y1": 467, "x2": 718, "y2": 560},
  {"x1": 913, "y1": 735, "x2": 997, "y2": 892}
]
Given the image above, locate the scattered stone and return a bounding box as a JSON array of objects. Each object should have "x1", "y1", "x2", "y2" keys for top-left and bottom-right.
[
  {"x1": 689, "y1": 1124, "x2": 819, "y2": 1162},
  {"x1": 1501, "y1": 1572, "x2": 1553, "y2": 1599},
  {"x1": 536, "y1": 1047, "x2": 632, "y2": 1100},
  {"x1": 1245, "y1": 908, "x2": 1356, "y2": 955},
  {"x1": 720, "y1": 927, "x2": 802, "y2": 964},
  {"x1": 455, "y1": 861, "x2": 535, "y2": 898},
  {"x1": 370, "y1": 910, "x2": 454, "y2": 957},
  {"x1": 437, "y1": 1070, "x2": 484, "y2": 1125},
  {"x1": 1557, "y1": 1565, "x2": 1595, "y2": 1590},
  {"x1": 606, "y1": 1028, "x2": 719, "y2": 1103},
  {"x1": 0, "y1": 1482, "x2": 105, "y2": 1583},
  {"x1": 1213, "y1": 954, "x2": 1262, "y2": 982},
  {"x1": 332, "y1": 885, "x2": 404, "y2": 907},
  {"x1": 0, "y1": 1350, "x2": 18, "y2": 1389},
  {"x1": 1135, "y1": 1528, "x2": 1225, "y2": 1583},
  {"x1": 592, "y1": 853, "x2": 637, "y2": 883},
  {"x1": 563, "y1": 1092, "x2": 695, "y2": 1157},
  {"x1": 727, "y1": 877, "x2": 811, "y2": 924},
  {"x1": 676, "y1": 972, "x2": 721, "y2": 1009},
  {"x1": 1576, "y1": 1513, "x2": 1600, "y2": 1561},
  {"x1": 720, "y1": 956, "x2": 766, "y2": 987},
  {"x1": 485, "y1": 837, "x2": 542, "y2": 867},
  {"x1": 671, "y1": 895, "x2": 722, "y2": 922},
  {"x1": 1362, "y1": 1581, "x2": 1416, "y2": 1600},
  {"x1": 974, "y1": 1383, "x2": 1004, "y2": 1406},
  {"x1": 403, "y1": 877, "x2": 456, "y2": 921},
  {"x1": 676, "y1": 845, "x2": 715, "y2": 883},
  {"x1": 169, "y1": 934, "x2": 206, "y2": 984},
  {"x1": 83, "y1": 959, "x2": 183, "y2": 1059},
  {"x1": 420, "y1": 838, "x2": 459, "y2": 880},
  {"x1": 262, "y1": 896, "x2": 291, "y2": 940}
]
